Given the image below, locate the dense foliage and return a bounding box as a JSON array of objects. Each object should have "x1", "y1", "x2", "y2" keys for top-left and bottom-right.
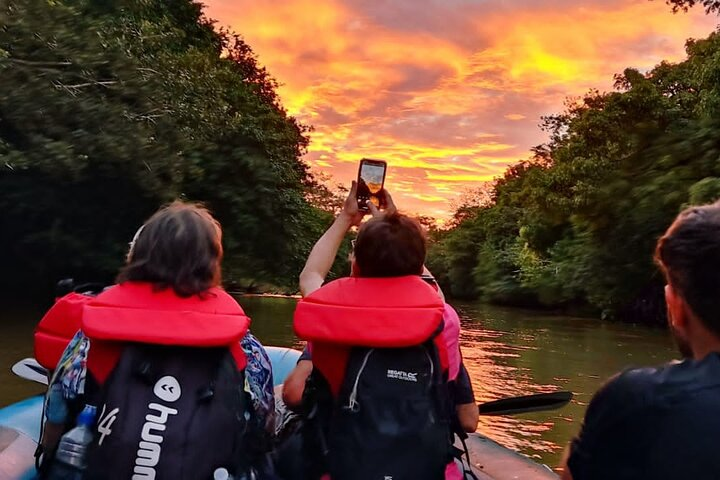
[
  {"x1": 429, "y1": 29, "x2": 720, "y2": 325},
  {"x1": 0, "y1": 0, "x2": 344, "y2": 297},
  {"x1": 665, "y1": 0, "x2": 720, "y2": 13}
]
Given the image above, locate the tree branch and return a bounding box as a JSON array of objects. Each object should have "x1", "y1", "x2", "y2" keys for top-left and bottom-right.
[
  {"x1": 6, "y1": 58, "x2": 73, "y2": 67},
  {"x1": 55, "y1": 80, "x2": 118, "y2": 91}
]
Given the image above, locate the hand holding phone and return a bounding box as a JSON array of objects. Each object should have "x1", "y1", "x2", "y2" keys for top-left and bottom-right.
[{"x1": 356, "y1": 158, "x2": 387, "y2": 212}]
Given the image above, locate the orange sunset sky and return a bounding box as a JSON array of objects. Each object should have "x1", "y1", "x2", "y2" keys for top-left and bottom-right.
[{"x1": 203, "y1": 0, "x2": 718, "y2": 219}]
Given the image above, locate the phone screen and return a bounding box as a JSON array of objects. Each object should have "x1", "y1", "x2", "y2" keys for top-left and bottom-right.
[{"x1": 357, "y1": 160, "x2": 386, "y2": 210}]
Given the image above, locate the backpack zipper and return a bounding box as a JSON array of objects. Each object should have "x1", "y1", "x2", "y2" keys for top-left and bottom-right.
[{"x1": 345, "y1": 349, "x2": 374, "y2": 412}]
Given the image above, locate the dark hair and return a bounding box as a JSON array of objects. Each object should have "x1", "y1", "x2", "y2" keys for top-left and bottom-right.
[
  {"x1": 117, "y1": 201, "x2": 223, "y2": 297},
  {"x1": 655, "y1": 201, "x2": 720, "y2": 336},
  {"x1": 354, "y1": 212, "x2": 426, "y2": 277}
]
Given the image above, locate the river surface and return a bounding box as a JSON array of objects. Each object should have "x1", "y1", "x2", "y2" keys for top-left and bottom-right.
[{"x1": 0, "y1": 296, "x2": 676, "y2": 470}]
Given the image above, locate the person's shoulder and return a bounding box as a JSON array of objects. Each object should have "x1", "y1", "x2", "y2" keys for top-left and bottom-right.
[
  {"x1": 88, "y1": 282, "x2": 147, "y2": 305},
  {"x1": 199, "y1": 287, "x2": 248, "y2": 314},
  {"x1": 611, "y1": 359, "x2": 703, "y2": 395},
  {"x1": 612, "y1": 364, "x2": 665, "y2": 392},
  {"x1": 241, "y1": 331, "x2": 266, "y2": 350},
  {"x1": 207, "y1": 286, "x2": 240, "y2": 304},
  {"x1": 88, "y1": 283, "x2": 120, "y2": 302},
  {"x1": 566, "y1": 365, "x2": 663, "y2": 477},
  {"x1": 592, "y1": 364, "x2": 666, "y2": 409},
  {"x1": 576, "y1": 364, "x2": 666, "y2": 432}
]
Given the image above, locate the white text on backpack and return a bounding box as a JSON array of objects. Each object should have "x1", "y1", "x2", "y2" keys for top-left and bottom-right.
[
  {"x1": 386, "y1": 369, "x2": 418, "y2": 382},
  {"x1": 97, "y1": 404, "x2": 119, "y2": 446},
  {"x1": 132, "y1": 376, "x2": 181, "y2": 480}
]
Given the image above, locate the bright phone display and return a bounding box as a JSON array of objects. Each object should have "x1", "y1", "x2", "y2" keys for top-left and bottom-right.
[{"x1": 357, "y1": 159, "x2": 387, "y2": 211}]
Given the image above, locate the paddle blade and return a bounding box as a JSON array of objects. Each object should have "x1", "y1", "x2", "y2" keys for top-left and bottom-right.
[
  {"x1": 478, "y1": 391, "x2": 573, "y2": 416},
  {"x1": 11, "y1": 358, "x2": 49, "y2": 386}
]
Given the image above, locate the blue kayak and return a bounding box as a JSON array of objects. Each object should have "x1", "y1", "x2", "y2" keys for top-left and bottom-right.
[{"x1": 0, "y1": 347, "x2": 558, "y2": 480}]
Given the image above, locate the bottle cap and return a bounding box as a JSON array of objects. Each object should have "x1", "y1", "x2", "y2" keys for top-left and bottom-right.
[
  {"x1": 77, "y1": 404, "x2": 97, "y2": 427},
  {"x1": 213, "y1": 468, "x2": 231, "y2": 480}
]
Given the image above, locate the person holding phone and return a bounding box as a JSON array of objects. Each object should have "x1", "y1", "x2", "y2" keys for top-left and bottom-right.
[{"x1": 281, "y1": 179, "x2": 478, "y2": 480}]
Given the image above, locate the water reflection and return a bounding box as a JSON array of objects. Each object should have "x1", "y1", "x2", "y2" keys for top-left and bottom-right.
[
  {"x1": 240, "y1": 295, "x2": 305, "y2": 350},
  {"x1": 457, "y1": 302, "x2": 676, "y2": 467}
]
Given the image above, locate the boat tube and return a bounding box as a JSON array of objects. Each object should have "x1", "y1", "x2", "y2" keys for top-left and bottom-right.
[{"x1": 0, "y1": 347, "x2": 558, "y2": 480}]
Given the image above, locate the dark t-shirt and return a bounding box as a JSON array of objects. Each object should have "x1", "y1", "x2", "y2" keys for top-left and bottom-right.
[
  {"x1": 568, "y1": 352, "x2": 720, "y2": 480},
  {"x1": 298, "y1": 346, "x2": 476, "y2": 405}
]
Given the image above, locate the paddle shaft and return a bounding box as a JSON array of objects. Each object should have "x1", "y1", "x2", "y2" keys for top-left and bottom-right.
[{"x1": 478, "y1": 391, "x2": 573, "y2": 416}]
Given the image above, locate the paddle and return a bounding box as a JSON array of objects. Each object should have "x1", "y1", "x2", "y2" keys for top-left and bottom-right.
[
  {"x1": 11, "y1": 357, "x2": 49, "y2": 386},
  {"x1": 478, "y1": 391, "x2": 573, "y2": 416}
]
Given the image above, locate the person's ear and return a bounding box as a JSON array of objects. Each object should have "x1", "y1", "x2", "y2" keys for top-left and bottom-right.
[{"x1": 665, "y1": 284, "x2": 688, "y2": 332}]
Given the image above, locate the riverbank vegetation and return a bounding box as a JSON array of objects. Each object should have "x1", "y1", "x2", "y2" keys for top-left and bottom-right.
[
  {"x1": 428, "y1": 6, "x2": 720, "y2": 325},
  {"x1": 3, "y1": 0, "x2": 719, "y2": 324},
  {"x1": 0, "y1": 0, "x2": 347, "y2": 298}
]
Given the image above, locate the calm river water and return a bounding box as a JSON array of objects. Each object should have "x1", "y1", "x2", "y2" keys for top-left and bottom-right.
[{"x1": 0, "y1": 296, "x2": 676, "y2": 470}]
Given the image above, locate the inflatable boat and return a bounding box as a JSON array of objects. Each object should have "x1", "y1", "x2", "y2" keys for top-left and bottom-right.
[{"x1": 0, "y1": 347, "x2": 559, "y2": 479}]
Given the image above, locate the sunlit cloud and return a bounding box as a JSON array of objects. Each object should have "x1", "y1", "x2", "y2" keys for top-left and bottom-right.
[{"x1": 204, "y1": 0, "x2": 717, "y2": 218}]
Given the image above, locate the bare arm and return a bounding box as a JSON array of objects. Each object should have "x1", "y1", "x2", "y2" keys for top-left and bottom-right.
[
  {"x1": 299, "y1": 181, "x2": 364, "y2": 297},
  {"x1": 299, "y1": 215, "x2": 355, "y2": 297},
  {"x1": 282, "y1": 360, "x2": 314, "y2": 411},
  {"x1": 456, "y1": 402, "x2": 479, "y2": 433},
  {"x1": 559, "y1": 446, "x2": 574, "y2": 480}
]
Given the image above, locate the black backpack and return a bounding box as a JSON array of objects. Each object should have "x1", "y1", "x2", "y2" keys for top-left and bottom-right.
[
  {"x1": 304, "y1": 340, "x2": 454, "y2": 480},
  {"x1": 83, "y1": 344, "x2": 251, "y2": 480}
]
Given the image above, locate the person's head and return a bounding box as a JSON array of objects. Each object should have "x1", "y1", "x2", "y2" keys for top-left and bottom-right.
[
  {"x1": 118, "y1": 201, "x2": 223, "y2": 297},
  {"x1": 655, "y1": 201, "x2": 720, "y2": 358},
  {"x1": 351, "y1": 212, "x2": 426, "y2": 277}
]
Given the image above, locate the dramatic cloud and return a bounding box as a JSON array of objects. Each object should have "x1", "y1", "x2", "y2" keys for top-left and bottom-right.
[{"x1": 204, "y1": 0, "x2": 716, "y2": 219}]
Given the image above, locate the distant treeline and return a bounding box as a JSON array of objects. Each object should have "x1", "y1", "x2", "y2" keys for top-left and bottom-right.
[
  {"x1": 0, "y1": 0, "x2": 347, "y2": 298},
  {"x1": 427, "y1": 25, "x2": 720, "y2": 326}
]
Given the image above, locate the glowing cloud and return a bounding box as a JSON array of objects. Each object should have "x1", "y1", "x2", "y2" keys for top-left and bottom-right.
[{"x1": 204, "y1": 0, "x2": 716, "y2": 218}]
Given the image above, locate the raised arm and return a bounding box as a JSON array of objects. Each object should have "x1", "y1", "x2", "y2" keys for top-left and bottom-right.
[{"x1": 299, "y1": 181, "x2": 365, "y2": 297}]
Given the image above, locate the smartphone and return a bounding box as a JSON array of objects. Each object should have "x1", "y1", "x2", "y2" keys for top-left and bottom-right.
[{"x1": 356, "y1": 158, "x2": 387, "y2": 211}]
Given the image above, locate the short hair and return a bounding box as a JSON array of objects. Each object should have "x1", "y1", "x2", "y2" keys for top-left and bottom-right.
[
  {"x1": 117, "y1": 201, "x2": 223, "y2": 297},
  {"x1": 354, "y1": 212, "x2": 426, "y2": 277},
  {"x1": 655, "y1": 201, "x2": 720, "y2": 336}
]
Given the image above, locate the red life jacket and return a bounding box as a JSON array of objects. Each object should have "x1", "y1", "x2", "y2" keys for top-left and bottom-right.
[
  {"x1": 34, "y1": 282, "x2": 250, "y2": 383},
  {"x1": 81, "y1": 282, "x2": 250, "y2": 384},
  {"x1": 294, "y1": 275, "x2": 448, "y2": 395},
  {"x1": 34, "y1": 292, "x2": 93, "y2": 370}
]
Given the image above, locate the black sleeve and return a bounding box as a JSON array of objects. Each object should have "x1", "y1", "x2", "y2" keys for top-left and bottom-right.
[
  {"x1": 298, "y1": 345, "x2": 312, "y2": 363},
  {"x1": 450, "y1": 362, "x2": 475, "y2": 405}
]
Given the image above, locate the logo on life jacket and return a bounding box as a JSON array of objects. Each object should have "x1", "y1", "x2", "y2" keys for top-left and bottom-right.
[
  {"x1": 386, "y1": 369, "x2": 418, "y2": 382},
  {"x1": 132, "y1": 376, "x2": 181, "y2": 480}
]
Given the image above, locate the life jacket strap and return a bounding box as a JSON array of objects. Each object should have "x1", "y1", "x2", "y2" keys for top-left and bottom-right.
[{"x1": 454, "y1": 432, "x2": 479, "y2": 480}]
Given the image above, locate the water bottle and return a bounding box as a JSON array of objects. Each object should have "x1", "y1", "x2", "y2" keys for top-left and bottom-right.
[{"x1": 47, "y1": 404, "x2": 97, "y2": 480}]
